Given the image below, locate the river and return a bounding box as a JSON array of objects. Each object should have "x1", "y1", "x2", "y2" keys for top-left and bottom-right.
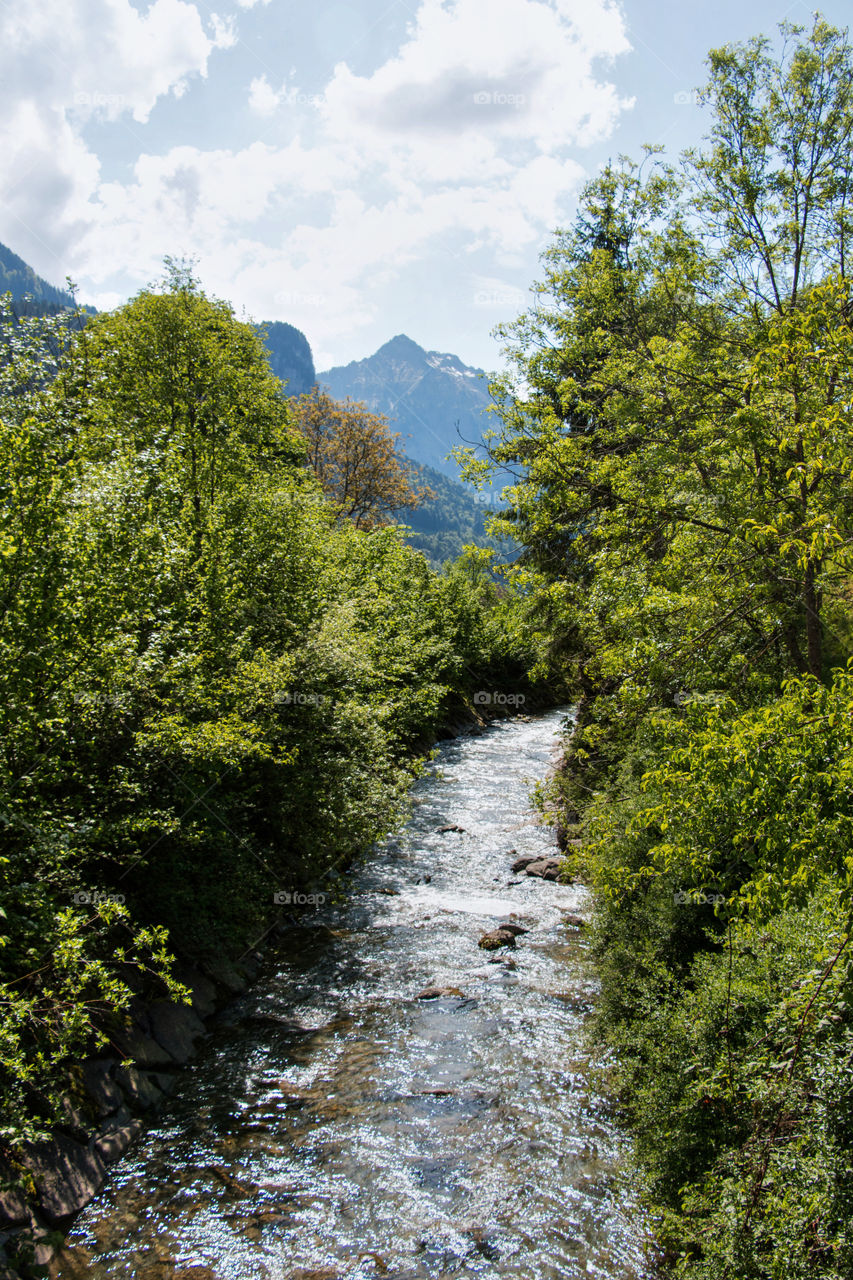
[{"x1": 52, "y1": 709, "x2": 649, "y2": 1280}]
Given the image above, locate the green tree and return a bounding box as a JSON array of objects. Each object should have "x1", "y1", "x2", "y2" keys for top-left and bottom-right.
[{"x1": 462, "y1": 17, "x2": 853, "y2": 701}]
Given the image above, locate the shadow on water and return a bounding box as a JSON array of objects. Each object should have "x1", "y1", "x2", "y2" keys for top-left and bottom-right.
[{"x1": 52, "y1": 710, "x2": 650, "y2": 1280}]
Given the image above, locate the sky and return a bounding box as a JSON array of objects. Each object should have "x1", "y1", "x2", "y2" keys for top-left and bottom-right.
[{"x1": 1, "y1": 0, "x2": 850, "y2": 373}]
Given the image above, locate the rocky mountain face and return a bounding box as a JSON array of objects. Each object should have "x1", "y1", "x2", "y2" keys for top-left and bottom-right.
[
  {"x1": 318, "y1": 333, "x2": 494, "y2": 478},
  {"x1": 259, "y1": 320, "x2": 316, "y2": 396}
]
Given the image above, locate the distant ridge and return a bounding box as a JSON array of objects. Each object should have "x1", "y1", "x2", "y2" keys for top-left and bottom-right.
[
  {"x1": 318, "y1": 334, "x2": 494, "y2": 479},
  {"x1": 0, "y1": 241, "x2": 77, "y2": 313}
]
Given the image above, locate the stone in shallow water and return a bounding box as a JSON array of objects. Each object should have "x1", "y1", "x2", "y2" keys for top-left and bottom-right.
[
  {"x1": 524, "y1": 857, "x2": 563, "y2": 881},
  {"x1": 478, "y1": 927, "x2": 517, "y2": 950},
  {"x1": 286, "y1": 1270, "x2": 341, "y2": 1280},
  {"x1": 510, "y1": 853, "x2": 539, "y2": 872},
  {"x1": 414, "y1": 986, "x2": 465, "y2": 999}
]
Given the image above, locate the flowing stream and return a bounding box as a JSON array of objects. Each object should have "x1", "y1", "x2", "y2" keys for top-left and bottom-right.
[{"x1": 53, "y1": 709, "x2": 649, "y2": 1280}]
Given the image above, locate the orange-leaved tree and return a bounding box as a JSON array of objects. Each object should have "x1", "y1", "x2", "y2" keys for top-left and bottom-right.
[{"x1": 291, "y1": 386, "x2": 432, "y2": 529}]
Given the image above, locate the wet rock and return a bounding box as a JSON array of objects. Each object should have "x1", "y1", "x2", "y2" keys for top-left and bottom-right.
[
  {"x1": 510, "y1": 854, "x2": 539, "y2": 872},
  {"x1": 112, "y1": 1014, "x2": 175, "y2": 1069},
  {"x1": 205, "y1": 958, "x2": 249, "y2": 995},
  {"x1": 208, "y1": 1165, "x2": 258, "y2": 1198},
  {"x1": 549, "y1": 992, "x2": 592, "y2": 1013},
  {"x1": 43, "y1": 1243, "x2": 95, "y2": 1279},
  {"x1": 114, "y1": 1064, "x2": 163, "y2": 1110},
  {"x1": 147, "y1": 1000, "x2": 206, "y2": 1064},
  {"x1": 173, "y1": 1269, "x2": 220, "y2": 1280},
  {"x1": 478, "y1": 928, "x2": 517, "y2": 950},
  {"x1": 415, "y1": 986, "x2": 465, "y2": 1000},
  {"x1": 356, "y1": 1253, "x2": 390, "y2": 1274},
  {"x1": 81, "y1": 1059, "x2": 123, "y2": 1116},
  {"x1": 524, "y1": 857, "x2": 563, "y2": 881},
  {"x1": 496, "y1": 922, "x2": 528, "y2": 936},
  {"x1": 172, "y1": 963, "x2": 218, "y2": 1019},
  {"x1": 25, "y1": 1133, "x2": 105, "y2": 1224},
  {"x1": 376, "y1": 887, "x2": 399, "y2": 896},
  {"x1": 94, "y1": 1120, "x2": 141, "y2": 1164},
  {"x1": 286, "y1": 1270, "x2": 341, "y2": 1280},
  {"x1": 438, "y1": 824, "x2": 466, "y2": 834},
  {"x1": 562, "y1": 913, "x2": 586, "y2": 929}
]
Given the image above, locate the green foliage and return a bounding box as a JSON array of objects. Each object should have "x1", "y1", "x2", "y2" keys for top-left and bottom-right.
[
  {"x1": 587, "y1": 676, "x2": 853, "y2": 1277},
  {"x1": 0, "y1": 268, "x2": 541, "y2": 1159}
]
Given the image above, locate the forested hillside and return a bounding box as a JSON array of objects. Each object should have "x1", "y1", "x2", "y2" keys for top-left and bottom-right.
[
  {"x1": 0, "y1": 242, "x2": 75, "y2": 311},
  {"x1": 460, "y1": 16, "x2": 853, "y2": 1277},
  {"x1": 399, "y1": 461, "x2": 514, "y2": 566}
]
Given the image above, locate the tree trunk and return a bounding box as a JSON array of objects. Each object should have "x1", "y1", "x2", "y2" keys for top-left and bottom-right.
[{"x1": 804, "y1": 563, "x2": 822, "y2": 679}]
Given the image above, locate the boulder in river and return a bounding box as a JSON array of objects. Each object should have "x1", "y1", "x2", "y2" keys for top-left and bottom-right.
[
  {"x1": 438, "y1": 824, "x2": 466, "y2": 834},
  {"x1": 523, "y1": 858, "x2": 563, "y2": 881},
  {"x1": 415, "y1": 986, "x2": 466, "y2": 1000},
  {"x1": 478, "y1": 927, "x2": 518, "y2": 950},
  {"x1": 510, "y1": 854, "x2": 538, "y2": 872}
]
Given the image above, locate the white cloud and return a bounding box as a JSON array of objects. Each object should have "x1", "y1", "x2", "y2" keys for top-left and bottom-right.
[
  {"x1": 321, "y1": 0, "x2": 629, "y2": 154},
  {"x1": 0, "y1": 0, "x2": 632, "y2": 359},
  {"x1": 0, "y1": 0, "x2": 231, "y2": 267},
  {"x1": 248, "y1": 75, "x2": 281, "y2": 116}
]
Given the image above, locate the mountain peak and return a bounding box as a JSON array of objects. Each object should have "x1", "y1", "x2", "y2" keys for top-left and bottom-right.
[
  {"x1": 318, "y1": 336, "x2": 492, "y2": 479},
  {"x1": 376, "y1": 333, "x2": 427, "y2": 359}
]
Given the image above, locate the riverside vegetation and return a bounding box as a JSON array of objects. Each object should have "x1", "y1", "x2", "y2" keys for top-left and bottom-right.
[
  {"x1": 5, "y1": 13, "x2": 853, "y2": 1280},
  {"x1": 0, "y1": 264, "x2": 548, "y2": 1211},
  {"x1": 456, "y1": 14, "x2": 853, "y2": 1278}
]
